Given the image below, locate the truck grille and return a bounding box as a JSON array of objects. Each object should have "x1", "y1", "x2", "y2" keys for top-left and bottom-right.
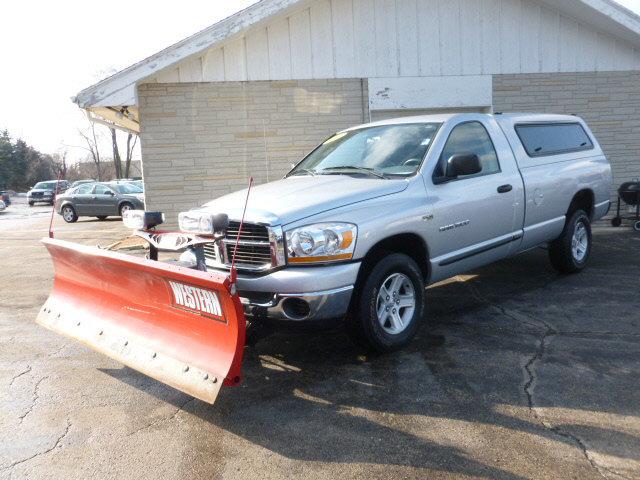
[{"x1": 203, "y1": 221, "x2": 278, "y2": 271}]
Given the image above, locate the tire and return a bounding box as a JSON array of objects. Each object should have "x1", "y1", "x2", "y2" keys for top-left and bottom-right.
[
  {"x1": 119, "y1": 203, "x2": 134, "y2": 217},
  {"x1": 549, "y1": 209, "x2": 592, "y2": 274},
  {"x1": 61, "y1": 205, "x2": 78, "y2": 223},
  {"x1": 347, "y1": 253, "x2": 425, "y2": 353},
  {"x1": 634, "y1": 220, "x2": 640, "y2": 232},
  {"x1": 96, "y1": 216, "x2": 108, "y2": 221},
  {"x1": 611, "y1": 217, "x2": 622, "y2": 227},
  {"x1": 28, "y1": 201, "x2": 34, "y2": 207}
]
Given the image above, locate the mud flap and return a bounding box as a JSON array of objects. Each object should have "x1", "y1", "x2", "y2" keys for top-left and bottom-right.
[{"x1": 37, "y1": 238, "x2": 245, "y2": 404}]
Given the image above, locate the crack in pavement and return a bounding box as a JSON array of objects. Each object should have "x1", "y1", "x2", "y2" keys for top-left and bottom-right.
[
  {"x1": 1, "y1": 418, "x2": 71, "y2": 478},
  {"x1": 126, "y1": 396, "x2": 196, "y2": 437},
  {"x1": 461, "y1": 279, "x2": 633, "y2": 479},
  {"x1": 8, "y1": 365, "x2": 31, "y2": 387},
  {"x1": 17, "y1": 375, "x2": 48, "y2": 425}
]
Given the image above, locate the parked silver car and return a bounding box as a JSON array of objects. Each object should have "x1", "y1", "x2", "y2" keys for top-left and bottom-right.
[{"x1": 55, "y1": 182, "x2": 145, "y2": 223}]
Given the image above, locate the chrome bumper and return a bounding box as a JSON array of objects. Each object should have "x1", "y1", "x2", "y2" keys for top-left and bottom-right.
[
  {"x1": 233, "y1": 261, "x2": 361, "y2": 322},
  {"x1": 241, "y1": 285, "x2": 354, "y2": 321}
]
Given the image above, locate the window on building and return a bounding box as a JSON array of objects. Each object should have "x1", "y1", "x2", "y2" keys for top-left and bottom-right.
[{"x1": 515, "y1": 123, "x2": 594, "y2": 157}]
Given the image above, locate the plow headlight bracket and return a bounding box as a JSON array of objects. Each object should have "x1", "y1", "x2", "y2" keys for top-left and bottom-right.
[
  {"x1": 178, "y1": 211, "x2": 229, "y2": 236},
  {"x1": 123, "y1": 210, "x2": 165, "y2": 230},
  {"x1": 285, "y1": 223, "x2": 357, "y2": 264}
]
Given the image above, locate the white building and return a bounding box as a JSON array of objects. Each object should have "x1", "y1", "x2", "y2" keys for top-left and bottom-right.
[{"x1": 74, "y1": 0, "x2": 640, "y2": 221}]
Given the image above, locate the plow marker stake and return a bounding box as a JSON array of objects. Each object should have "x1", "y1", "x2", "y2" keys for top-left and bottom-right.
[{"x1": 37, "y1": 238, "x2": 245, "y2": 404}]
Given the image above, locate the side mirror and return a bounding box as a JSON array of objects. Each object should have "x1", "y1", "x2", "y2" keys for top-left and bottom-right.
[{"x1": 434, "y1": 153, "x2": 482, "y2": 184}]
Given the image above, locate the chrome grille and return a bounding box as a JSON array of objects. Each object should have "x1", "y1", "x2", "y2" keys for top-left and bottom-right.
[{"x1": 203, "y1": 221, "x2": 280, "y2": 271}]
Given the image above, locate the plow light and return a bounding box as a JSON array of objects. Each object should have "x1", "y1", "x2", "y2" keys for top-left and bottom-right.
[
  {"x1": 123, "y1": 210, "x2": 165, "y2": 230},
  {"x1": 178, "y1": 211, "x2": 229, "y2": 236}
]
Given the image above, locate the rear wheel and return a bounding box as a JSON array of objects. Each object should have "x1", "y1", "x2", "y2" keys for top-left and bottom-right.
[
  {"x1": 347, "y1": 253, "x2": 425, "y2": 353},
  {"x1": 549, "y1": 209, "x2": 591, "y2": 273},
  {"x1": 119, "y1": 203, "x2": 134, "y2": 217},
  {"x1": 634, "y1": 220, "x2": 640, "y2": 232},
  {"x1": 61, "y1": 205, "x2": 78, "y2": 223},
  {"x1": 28, "y1": 201, "x2": 34, "y2": 207}
]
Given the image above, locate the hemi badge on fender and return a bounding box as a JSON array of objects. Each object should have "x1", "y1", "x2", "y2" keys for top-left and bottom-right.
[{"x1": 167, "y1": 280, "x2": 224, "y2": 321}]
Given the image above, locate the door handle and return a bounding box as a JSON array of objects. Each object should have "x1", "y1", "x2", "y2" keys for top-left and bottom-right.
[{"x1": 497, "y1": 184, "x2": 513, "y2": 193}]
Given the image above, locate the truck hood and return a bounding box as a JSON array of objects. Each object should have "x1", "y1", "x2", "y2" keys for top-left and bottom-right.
[{"x1": 198, "y1": 175, "x2": 408, "y2": 225}]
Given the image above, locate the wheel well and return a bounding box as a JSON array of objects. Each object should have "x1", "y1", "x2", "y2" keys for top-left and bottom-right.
[
  {"x1": 568, "y1": 189, "x2": 594, "y2": 220},
  {"x1": 358, "y1": 233, "x2": 430, "y2": 283}
]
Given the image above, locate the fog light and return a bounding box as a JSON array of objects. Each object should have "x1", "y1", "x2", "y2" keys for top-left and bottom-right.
[{"x1": 123, "y1": 210, "x2": 165, "y2": 230}]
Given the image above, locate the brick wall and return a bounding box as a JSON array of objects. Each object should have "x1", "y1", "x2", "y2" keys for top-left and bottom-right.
[
  {"x1": 138, "y1": 79, "x2": 368, "y2": 225},
  {"x1": 493, "y1": 71, "x2": 640, "y2": 203}
]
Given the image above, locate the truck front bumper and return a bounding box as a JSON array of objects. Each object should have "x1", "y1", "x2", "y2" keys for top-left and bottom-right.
[{"x1": 234, "y1": 262, "x2": 361, "y2": 321}]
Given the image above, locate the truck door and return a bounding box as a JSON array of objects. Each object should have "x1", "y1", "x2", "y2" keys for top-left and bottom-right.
[{"x1": 425, "y1": 118, "x2": 524, "y2": 281}]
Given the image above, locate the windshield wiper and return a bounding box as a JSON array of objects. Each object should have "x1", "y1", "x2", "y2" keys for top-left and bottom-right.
[
  {"x1": 318, "y1": 166, "x2": 386, "y2": 179},
  {"x1": 287, "y1": 168, "x2": 316, "y2": 177}
]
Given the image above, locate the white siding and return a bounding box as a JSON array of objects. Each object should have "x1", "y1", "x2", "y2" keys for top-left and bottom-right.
[{"x1": 153, "y1": 0, "x2": 640, "y2": 83}]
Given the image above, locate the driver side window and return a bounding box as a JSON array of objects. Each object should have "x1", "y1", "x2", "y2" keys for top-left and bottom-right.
[
  {"x1": 436, "y1": 122, "x2": 500, "y2": 179},
  {"x1": 94, "y1": 184, "x2": 113, "y2": 195}
]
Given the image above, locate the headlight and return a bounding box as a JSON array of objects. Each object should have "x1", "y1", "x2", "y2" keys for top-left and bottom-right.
[
  {"x1": 178, "y1": 211, "x2": 229, "y2": 235},
  {"x1": 123, "y1": 210, "x2": 165, "y2": 230},
  {"x1": 285, "y1": 223, "x2": 357, "y2": 264}
]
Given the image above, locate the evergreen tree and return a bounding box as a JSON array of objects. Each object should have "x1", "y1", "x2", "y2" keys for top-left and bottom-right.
[{"x1": 0, "y1": 130, "x2": 13, "y2": 189}]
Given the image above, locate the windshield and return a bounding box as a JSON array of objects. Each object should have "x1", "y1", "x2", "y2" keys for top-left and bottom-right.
[
  {"x1": 289, "y1": 123, "x2": 441, "y2": 178},
  {"x1": 111, "y1": 183, "x2": 142, "y2": 194},
  {"x1": 33, "y1": 181, "x2": 57, "y2": 190}
]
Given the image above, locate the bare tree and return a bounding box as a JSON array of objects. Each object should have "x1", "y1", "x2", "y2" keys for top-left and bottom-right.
[
  {"x1": 125, "y1": 133, "x2": 138, "y2": 178},
  {"x1": 110, "y1": 127, "x2": 122, "y2": 179},
  {"x1": 78, "y1": 122, "x2": 102, "y2": 181},
  {"x1": 49, "y1": 150, "x2": 68, "y2": 178}
]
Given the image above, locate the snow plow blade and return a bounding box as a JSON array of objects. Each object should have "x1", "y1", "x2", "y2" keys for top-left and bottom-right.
[{"x1": 37, "y1": 238, "x2": 245, "y2": 404}]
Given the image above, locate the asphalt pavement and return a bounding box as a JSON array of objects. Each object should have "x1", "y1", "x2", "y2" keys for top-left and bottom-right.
[{"x1": 1, "y1": 198, "x2": 639, "y2": 480}]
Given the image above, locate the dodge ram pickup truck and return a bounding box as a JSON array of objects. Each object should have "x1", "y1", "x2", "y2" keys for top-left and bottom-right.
[
  {"x1": 171, "y1": 113, "x2": 610, "y2": 352},
  {"x1": 36, "y1": 113, "x2": 611, "y2": 403}
]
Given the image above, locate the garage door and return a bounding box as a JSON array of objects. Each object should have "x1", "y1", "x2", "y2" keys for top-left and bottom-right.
[{"x1": 370, "y1": 107, "x2": 490, "y2": 122}]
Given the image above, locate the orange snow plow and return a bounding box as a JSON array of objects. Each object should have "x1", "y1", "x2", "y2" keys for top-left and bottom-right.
[{"x1": 37, "y1": 237, "x2": 246, "y2": 404}]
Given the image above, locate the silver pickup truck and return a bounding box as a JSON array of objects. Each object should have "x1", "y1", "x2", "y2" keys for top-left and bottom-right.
[{"x1": 174, "y1": 113, "x2": 611, "y2": 352}]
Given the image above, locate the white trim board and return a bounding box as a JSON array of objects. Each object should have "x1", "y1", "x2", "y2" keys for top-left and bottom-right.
[{"x1": 368, "y1": 76, "x2": 493, "y2": 112}]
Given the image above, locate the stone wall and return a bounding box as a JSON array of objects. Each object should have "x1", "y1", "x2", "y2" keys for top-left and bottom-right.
[{"x1": 138, "y1": 79, "x2": 368, "y2": 225}]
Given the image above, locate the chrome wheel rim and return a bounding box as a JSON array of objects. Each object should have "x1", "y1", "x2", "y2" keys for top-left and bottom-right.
[
  {"x1": 376, "y1": 272, "x2": 415, "y2": 335},
  {"x1": 62, "y1": 207, "x2": 74, "y2": 222},
  {"x1": 571, "y1": 222, "x2": 588, "y2": 262}
]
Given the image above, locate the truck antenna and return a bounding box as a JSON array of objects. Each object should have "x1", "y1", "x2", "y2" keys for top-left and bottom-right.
[
  {"x1": 229, "y1": 176, "x2": 253, "y2": 294},
  {"x1": 48, "y1": 172, "x2": 62, "y2": 238}
]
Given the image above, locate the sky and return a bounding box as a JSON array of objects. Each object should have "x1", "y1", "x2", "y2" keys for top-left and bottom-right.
[
  {"x1": 0, "y1": 0, "x2": 639, "y2": 163},
  {"x1": 0, "y1": 0, "x2": 258, "y2": 163}
]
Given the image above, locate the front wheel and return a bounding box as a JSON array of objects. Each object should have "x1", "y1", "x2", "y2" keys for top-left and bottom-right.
[
  {"x1": 61, "y1": 205, "x2": 78, "y2": 223},
  {"x1": 549, "y1": 209, "x2": 592, "y2": 273},
  {"x1": 347, "y1": 253, "x2": 425, "y2": 353},
  {"x1": 119, "y1": 203, "x2": 134, "y2": 217}
]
